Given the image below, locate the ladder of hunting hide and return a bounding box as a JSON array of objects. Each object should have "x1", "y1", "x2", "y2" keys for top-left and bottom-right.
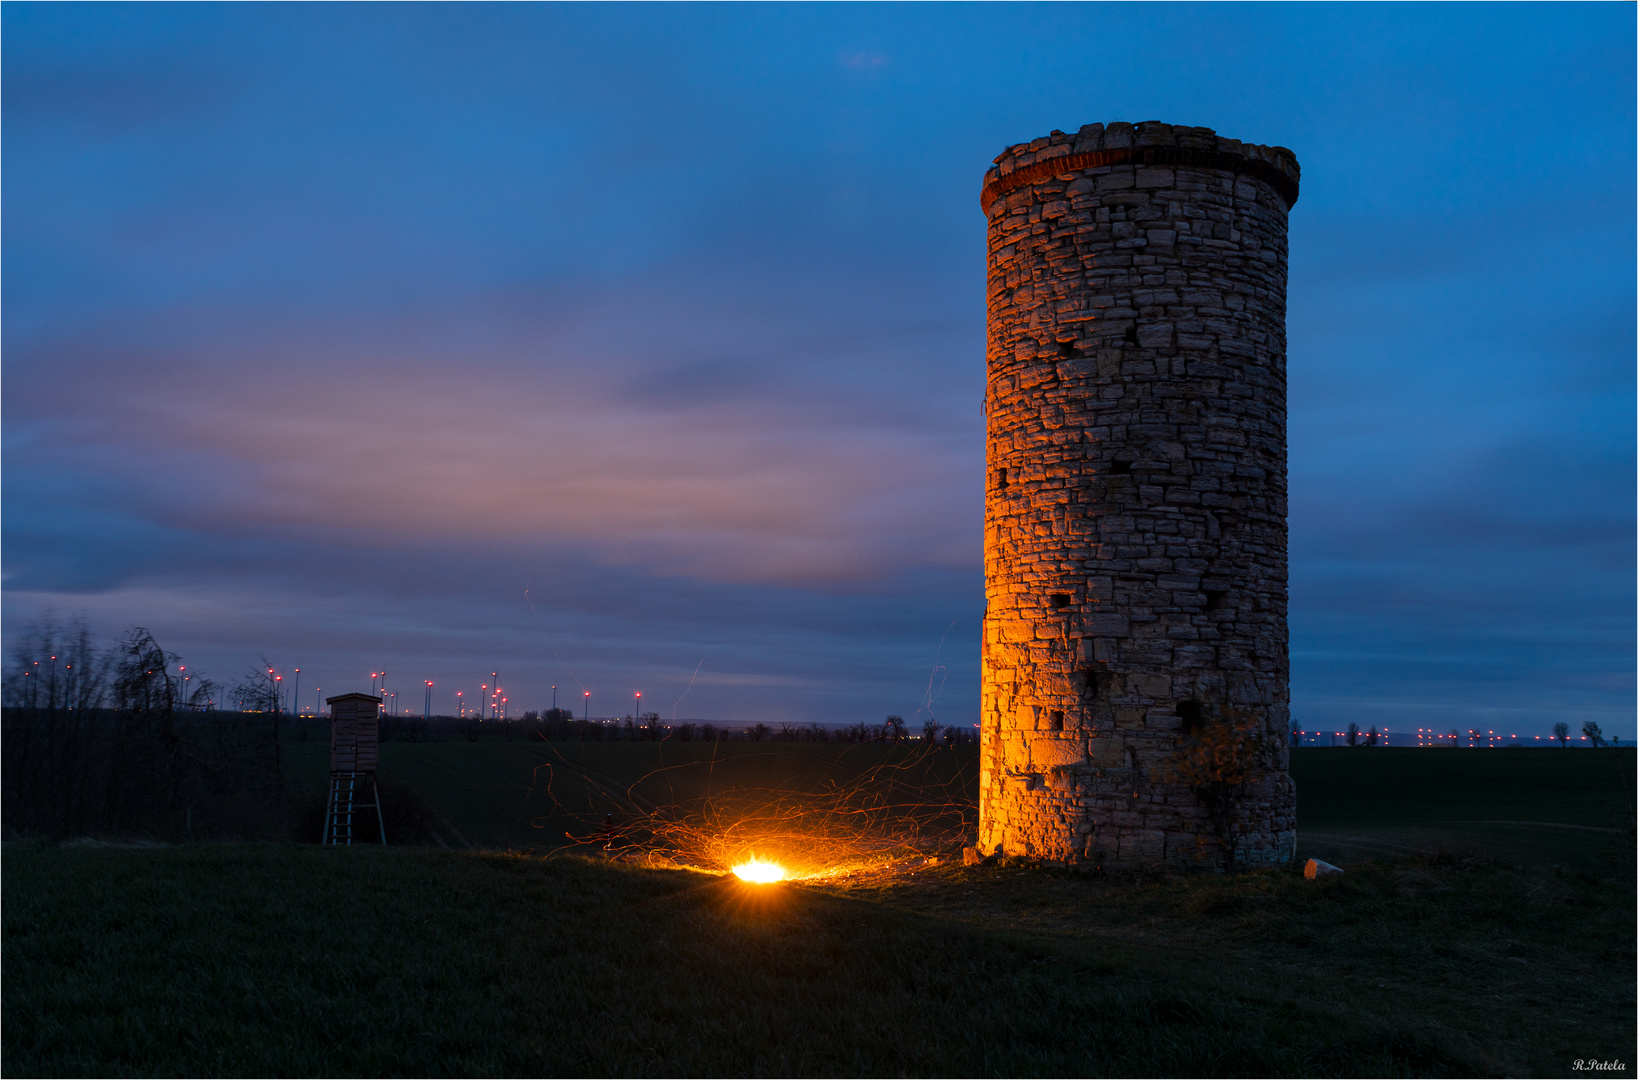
[{"x1": 323, "y1": 771, "x2": 386, "y2": 845}]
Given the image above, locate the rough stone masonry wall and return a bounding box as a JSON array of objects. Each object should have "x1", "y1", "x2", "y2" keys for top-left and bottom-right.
[{"x1": 979, "y1": 121, "x2": 1298, "y2": 868}]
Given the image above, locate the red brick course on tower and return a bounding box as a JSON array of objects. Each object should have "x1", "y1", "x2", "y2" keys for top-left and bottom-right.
[{"x1": 980, "y1": 120, "x2": 1298, "y2": 868}]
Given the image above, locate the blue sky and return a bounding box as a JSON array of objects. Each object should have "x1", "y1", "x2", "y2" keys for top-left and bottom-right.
[{"x1": 4, "y1": 3, "x2": 1632, "y2": 736}]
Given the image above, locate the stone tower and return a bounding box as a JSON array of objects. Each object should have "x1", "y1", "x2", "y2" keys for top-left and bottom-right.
[{"x1": 979, "y1": 121, "x2": 1298, "y2": 868}]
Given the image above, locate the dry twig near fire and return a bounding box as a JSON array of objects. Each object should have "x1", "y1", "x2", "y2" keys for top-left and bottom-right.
[{"x1": 538, "y1": 741, "x2": 976, "y2": 879}]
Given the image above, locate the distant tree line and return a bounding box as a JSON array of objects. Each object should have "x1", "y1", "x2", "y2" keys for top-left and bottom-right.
[
  {"x1": 329, "y1": 710, "x2": 978, "y2": 746},
  {"x1": 2, "y1": 615, "x2": 288, "y2": 841},
  {"x1": 4, "y1": 616, "x2": 977, "y2": 842},
  {"x1": 1312, "y1": 719, "x2": 1620, "y2": 748}
]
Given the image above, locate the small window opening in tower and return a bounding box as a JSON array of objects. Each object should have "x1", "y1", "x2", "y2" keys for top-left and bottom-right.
[
  {"x1": 1123, "y1": 324, "x2": 1139, "y2": 345},
  {"x1": 1203, "y1": 590, "x2": 1228, "y2": 611},
  {"x1": 1110, "y1": 460, "x2": 1133, "y2": 474},
  {"x1": 996, "y1": 467, "x2": 1009, "y2": 488},
  {"x1": 1049, "y1": 593, "x2": 1072, "y2": 609},
  {"x1": 1176, "y1": 700, "x2": 1206, "y2": 734},
  {"x1": 1084, "y1": 669, "x2": 1103, "y2": 700},
  {"x1": 1057, "y1": 339, "x2": 1078, "y2": 359},
  {"x1": 1049, "y1": 710, "x2": 1065, "y2": 731}
]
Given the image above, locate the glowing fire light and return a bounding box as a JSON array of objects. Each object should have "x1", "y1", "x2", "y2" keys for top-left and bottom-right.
[{"x1": 732, "y1": 860, "x2": 785, "y2": 884}]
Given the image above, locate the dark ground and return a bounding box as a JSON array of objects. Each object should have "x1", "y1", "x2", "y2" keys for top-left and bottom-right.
[{"x1": 4, "y1": 745, "x2": 1633, "y2": 1077}]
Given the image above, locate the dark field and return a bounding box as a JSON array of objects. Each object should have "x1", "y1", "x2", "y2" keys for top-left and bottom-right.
[
  {"x1": 5, "y1": 745, "x2": 1633, "y2": 1077},
  {"x1": 283, "y1": 738, "x2": 978, "y2": 867},
  {"x1": 1291, "y1": 747, "x2": 1635, "y2": 874},
  {"x1": 282, "y1": 738, "x2": 1636, "y2": 861}
]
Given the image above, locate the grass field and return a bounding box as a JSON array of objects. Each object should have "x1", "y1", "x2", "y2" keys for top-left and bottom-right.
[
  {"x1": 6, "y1": 744, "x2": 1633, "y2": 1077},
  {"x1": 283, "y1": 738, "x2": 979, "y2": 864},
  {"x1": 1290, "y1": 748, "x2": 1635, "y2": 875},
  {"x1": 286, "y1": 738, "x2": 1634, "y2": 873}
]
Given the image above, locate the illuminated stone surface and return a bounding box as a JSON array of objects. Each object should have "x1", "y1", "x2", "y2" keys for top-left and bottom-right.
[{"x1": 979, "y1": 121, "x2": 1298, "y2": 868}]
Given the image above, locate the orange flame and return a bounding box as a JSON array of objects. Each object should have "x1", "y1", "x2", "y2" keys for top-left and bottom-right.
[{"x1": 732, "y1": 859, "x2": 785, "y2": 883}]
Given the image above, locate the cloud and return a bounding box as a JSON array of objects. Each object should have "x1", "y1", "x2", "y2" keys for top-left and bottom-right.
[
  {"x1": 838, "y1": 51, "x2": 887, "y2": 69},
  {"x1": 5, "y1": 265, "x2": 982, "y2": 590},
  {"x1": 2, "y1": 3, "x2": 1631, "y2": 735},
  {"x1": 2, "y1": 59, "x2": 240, "y2": 135}
]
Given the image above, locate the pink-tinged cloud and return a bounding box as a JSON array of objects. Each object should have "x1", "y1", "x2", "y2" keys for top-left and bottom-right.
[{"x1": 9, "y1": 277, "x2": 982, "y2": 589}]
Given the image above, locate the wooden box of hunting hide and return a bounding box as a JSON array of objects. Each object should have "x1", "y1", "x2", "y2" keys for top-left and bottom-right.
[{"x1": 327, "y1": 693, "x2": 382, "y2": 773}]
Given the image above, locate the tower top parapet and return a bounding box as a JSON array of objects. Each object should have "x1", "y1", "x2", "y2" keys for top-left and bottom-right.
[{"x1": 981, "y1": 120, "x2": 1300, "y2": 215}]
